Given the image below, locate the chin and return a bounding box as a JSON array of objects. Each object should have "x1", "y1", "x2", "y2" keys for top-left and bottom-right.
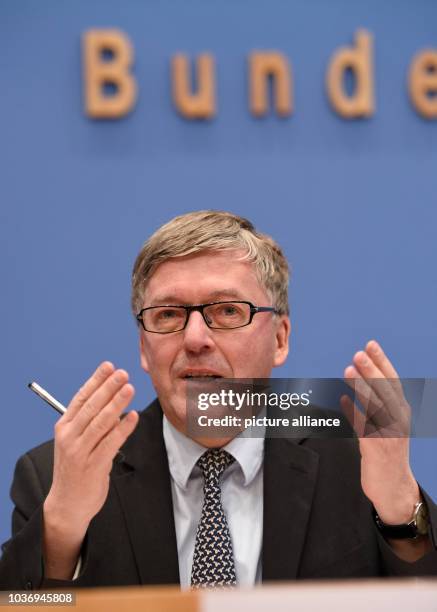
[
  {"x1": 190, "y1": 434, "x2": 235, "y2": 449},
  {"x1": 161, "y1": 395, "x2": 188, "y2": 432}
]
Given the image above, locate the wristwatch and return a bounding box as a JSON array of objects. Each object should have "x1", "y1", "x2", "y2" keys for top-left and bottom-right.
[{"x1": 374, "y1": 501, "x2": 430, "y2": 539}]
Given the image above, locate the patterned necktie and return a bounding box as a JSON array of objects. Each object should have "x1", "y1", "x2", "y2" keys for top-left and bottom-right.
[{"x1": 190, "y1": 449, "x2": 237, "y2": 588}]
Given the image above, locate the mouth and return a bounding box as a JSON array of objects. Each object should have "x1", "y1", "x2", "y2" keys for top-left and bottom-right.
[{"x1": 179, "y1": 371, "x2": 224, "y2": 381}]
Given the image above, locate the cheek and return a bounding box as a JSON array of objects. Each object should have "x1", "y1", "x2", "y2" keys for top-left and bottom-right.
[
  {"x1": 246, "y1": 337, "x2": 276, "y2": 363},
  {"x1": 143, "y1": 339, "x2": 177, "y2": 377},
  {"x1": 248, "y1": 320, "x2": 276, "y2": 352},
  {"x1": 223, "y1": 325, "x2": 276, "y2": 371}
]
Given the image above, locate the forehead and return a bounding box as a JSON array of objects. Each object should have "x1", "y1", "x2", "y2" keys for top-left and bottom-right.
[{"x1": 144, "y1": 250, "x2": 269, "y2": 306}]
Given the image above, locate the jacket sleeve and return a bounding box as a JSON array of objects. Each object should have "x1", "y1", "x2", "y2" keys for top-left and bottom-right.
[
  {"x1": 0, "y1": 453, "x2": 47, "y2": 590},
  {"x1": 0, "y1": 450, "x2": 100, "y2": 591}
]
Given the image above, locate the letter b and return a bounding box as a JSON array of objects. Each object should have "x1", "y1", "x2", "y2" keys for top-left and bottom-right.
[{"x1": 83, "y1": 29, "x2": 137, "y2": 118}]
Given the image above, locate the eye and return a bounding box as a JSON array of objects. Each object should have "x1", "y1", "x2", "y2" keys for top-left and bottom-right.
[
  {"x1": 157, "y1": 309, "x2": 179, "y2": 319},
  {"x1": 214, "y1": 303, "x2": 243, "y2": 317},
  {"x1": 222, "y1": 305, "x2": 237, "y2": 315}
]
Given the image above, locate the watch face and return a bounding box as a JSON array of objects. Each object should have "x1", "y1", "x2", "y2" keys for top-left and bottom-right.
[{"x1": 416, "y1": 502, "x2": 429, "y2": 536}]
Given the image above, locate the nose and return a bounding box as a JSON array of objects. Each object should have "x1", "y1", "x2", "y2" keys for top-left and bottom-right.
[{"x1": 182, "y1": 310, "x2": 215, "y2": 354}]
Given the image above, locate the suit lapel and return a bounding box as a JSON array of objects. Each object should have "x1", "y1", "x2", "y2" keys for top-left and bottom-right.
[
  {"x1": 262, "y1": 437, "x2": 319, "y2": 581},
  {"x1": 111, "y1": 400, "x2": 180, "y2": 585},
  {"x1": 109, "y1": 401, "x2": 320, "y2": 584}
]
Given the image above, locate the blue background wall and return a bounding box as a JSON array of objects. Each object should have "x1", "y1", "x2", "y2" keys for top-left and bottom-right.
[{"x1": 1, "y1": 0, "x2": 436, "y2": 544}]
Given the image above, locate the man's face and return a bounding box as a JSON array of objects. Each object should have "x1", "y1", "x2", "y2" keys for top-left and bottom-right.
[{"x1": 139, "y1": 250, "x2": 290, "y2": 437}]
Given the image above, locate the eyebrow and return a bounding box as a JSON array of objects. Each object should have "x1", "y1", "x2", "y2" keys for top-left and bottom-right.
[{"x1": 148, "y1": 289, "x2": 247, "y2": 306}]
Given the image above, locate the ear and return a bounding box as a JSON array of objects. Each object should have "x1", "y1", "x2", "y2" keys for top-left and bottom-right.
[
  {"x1": 273, "y1": 315, "x2": 291, "y2": 367},
  {"x1": 139, "y1": 332, "x2": 150, "y2": 373}
]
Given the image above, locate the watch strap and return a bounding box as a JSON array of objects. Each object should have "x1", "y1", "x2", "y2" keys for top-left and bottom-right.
[
  {"x1": 373, "y1": 510, "x2": 420, "y2": 539},
  {"x1": 373, "y1": 500, "x2": 430, "y2": 539}
]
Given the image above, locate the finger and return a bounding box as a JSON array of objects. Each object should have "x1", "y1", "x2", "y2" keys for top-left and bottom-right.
[
  {"x1": 62, "y1": 362, "x2": 115, "y2": 423},
  {"x1": 353, "y1": 350, "x2": 384, "y2": 378},
  {"x1": 365, "y1": 340, "x2": 403, "y2": 397},
  {"x1": 340, "y1": 394, "x2": 366, "y2": 438},
  {"x1": 91, "y1": 410, "x2": 139, "y2": 466},
  {"x1": 344, "y1": 366, "x2": 385, "y2": 420},
  {"x1": 344, "y1": 367, "x2": 409, "y2": 436},
  {"x1": 340, "y1": 395, "x2": 384, "y2": 439},
  {"x1": 365, "y1": 340, "x2": 399, "y2": 378},
  {"x1": 80, "y1": 383, "x2": 135, "y2": 452},
  {"x1": 68, "y1": 369, "x2": 130, "y2": 437},
  {"x1": 352, "y1": 352, "x2": 401, "y2": 417}
]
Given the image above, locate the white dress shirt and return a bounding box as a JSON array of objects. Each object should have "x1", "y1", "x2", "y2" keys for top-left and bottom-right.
[{"x1": 163, "y1": 415, "x2": 264, "y2": 588}]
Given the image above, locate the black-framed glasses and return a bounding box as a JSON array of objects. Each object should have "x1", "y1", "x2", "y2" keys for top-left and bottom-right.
[{"x1": 136, "y1": 301, "x2": 279, "y2": 334}]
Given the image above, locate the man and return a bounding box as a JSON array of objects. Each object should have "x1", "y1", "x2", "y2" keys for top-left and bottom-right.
[{"x1": 1, "y1": 210, "x2": 436, "y2": 589}]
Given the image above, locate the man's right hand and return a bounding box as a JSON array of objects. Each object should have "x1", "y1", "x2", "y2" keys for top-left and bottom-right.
[{"x1": 42, "y1": 362, "x2": 139, "y2": 580}]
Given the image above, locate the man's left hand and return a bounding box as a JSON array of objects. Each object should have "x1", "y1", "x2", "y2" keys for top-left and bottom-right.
[{"x1": 342, "y1": 340, "x2": 419, "y2": 525}]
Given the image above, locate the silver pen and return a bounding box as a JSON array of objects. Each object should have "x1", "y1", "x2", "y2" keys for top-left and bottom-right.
[
  {"x1": 28, "y1": 381, "x2": 66, "y2": 415},
  {"x1": 27, "y1": 381, "x2": 125, "y2": 462}
]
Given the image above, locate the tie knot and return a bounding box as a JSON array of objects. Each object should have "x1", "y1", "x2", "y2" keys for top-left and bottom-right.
[{"x1": 197, "y1": 449, "x2": 235, "y2": 482}]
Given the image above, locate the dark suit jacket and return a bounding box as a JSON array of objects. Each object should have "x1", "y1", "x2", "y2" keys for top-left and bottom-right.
[{"x1": 1, "y1": 399, "x2": 437, "y2": 590}]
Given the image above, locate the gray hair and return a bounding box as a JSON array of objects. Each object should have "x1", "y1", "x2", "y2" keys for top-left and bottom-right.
[{"x1": 131, "y1": 210, "x2": 289, "y2": 317}]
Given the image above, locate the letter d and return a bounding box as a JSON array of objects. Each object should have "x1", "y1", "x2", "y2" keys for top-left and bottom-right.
[{"x1": 326, "y1": 29, "x2": 374, "y2": 118}]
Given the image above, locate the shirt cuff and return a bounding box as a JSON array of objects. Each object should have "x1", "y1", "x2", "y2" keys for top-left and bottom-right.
[{"x1": 72, "y1": 556, "x2": 82, "y2": 581}]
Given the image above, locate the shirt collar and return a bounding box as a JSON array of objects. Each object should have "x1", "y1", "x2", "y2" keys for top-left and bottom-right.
[
  {"x1": 163, "y1": 415, "x2": 205, "y2": 489},
  {"x1": 163, "y1": 415, "x2": 264, "y2": 489}
]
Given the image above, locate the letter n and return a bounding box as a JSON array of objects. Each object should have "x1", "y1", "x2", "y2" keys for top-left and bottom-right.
[{"x1": 249, "y1": 51, "x2": 293, "y2": 117}]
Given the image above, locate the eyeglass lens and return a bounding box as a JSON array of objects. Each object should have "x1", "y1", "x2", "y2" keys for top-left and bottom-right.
[{"x1": 143, "y1": 302, "x2": 251, "y2": 332}]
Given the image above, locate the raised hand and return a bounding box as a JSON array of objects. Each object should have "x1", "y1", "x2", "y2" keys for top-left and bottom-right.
[
  {"x1": 341, "y1": 340, "x2": 418, "y2": 524},
  {"x1": 43, "y1": 362, "x2": 138, "y2": 579},
  {"x1": 341, "y1": 341, "x2": 431, "y2": 562}
]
